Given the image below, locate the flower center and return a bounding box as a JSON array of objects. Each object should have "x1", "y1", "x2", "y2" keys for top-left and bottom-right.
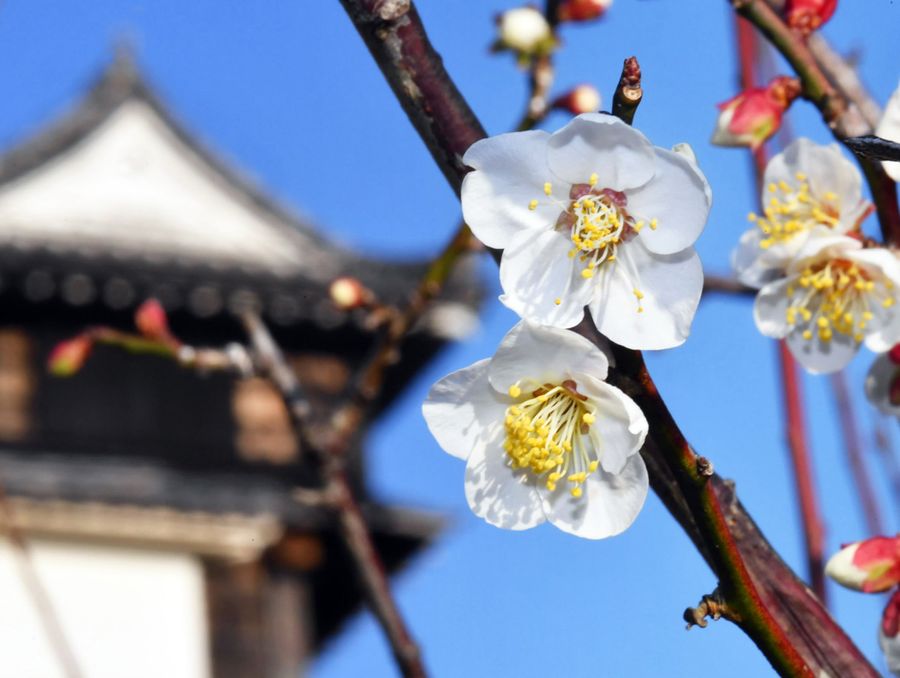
[
  {"x1": 503, "y1": 379, "x2": 599, "y2": 498},
  {"x1": 529, "y1": 174, "x2": 657, "y2": 311},
  {"x1": 749, "y1": 174, "x2": 840, "y2": 249},
  {"x1": 784, "y1": 259, "x2": 894, "y2": 344}
]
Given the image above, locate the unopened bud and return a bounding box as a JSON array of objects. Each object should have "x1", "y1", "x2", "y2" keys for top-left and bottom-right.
[
  {"x1": 558, "y1": 0, "x2": 612, "y2": 23},
  {"x1": 552, "y1": 84, "x2": 601, "y2": 115},
  {"x1": 711, "y1": 76, "x2": 801, "y2": 151},
  {"x1": 135, "y1": 299, "x2": 173, "y2": 343},
  {"x1": 826, "y1": 536, "x2": 900, "y2": 593},
  {"x1": 784, "y1": 0, "x2": 837, "y2": 36},
  {"x1": 48, "y1": 334, "x2": 93, "y2": 377},
  {"x1": 495, "y1": 7, "x2": 554, "y2": 57},
  {"x1": 330, "y1": 276, "x2": 371, "y2": 310}
]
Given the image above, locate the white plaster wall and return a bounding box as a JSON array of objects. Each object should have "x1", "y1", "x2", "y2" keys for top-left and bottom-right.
[{"x1": 0, "y1": 539, "x2": 210, "y2": 678}]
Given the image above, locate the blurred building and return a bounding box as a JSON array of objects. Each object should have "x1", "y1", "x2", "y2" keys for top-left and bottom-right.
[{"x1": 0, "y1": 52, "x2": 480, "y2": 678}]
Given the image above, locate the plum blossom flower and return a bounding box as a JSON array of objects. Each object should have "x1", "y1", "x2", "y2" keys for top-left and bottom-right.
[
  {"x1": 461, "y1": 113, "x2": 711, "y2": 349},
  {"x1": 733, "y1": 138, "x2": 873, "y2": 288},
  {"x1": 877, "y1": 80, "x2": 900, "y2": 183},
  {"x1": 712, "y1": 76, "x2": 801, "y2": 151},
  {"x1": 754, "y1": 234, "x2": 900, "y2": 373},
  {"x1": 422, "y1": 321, "x2": 648, "y2": 539},
  {"x1": 865, "y1": 345, "x2": 900, "y2": 417}
]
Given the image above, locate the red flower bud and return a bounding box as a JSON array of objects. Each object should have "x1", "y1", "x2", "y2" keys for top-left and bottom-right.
[
  {"x1": 48, "y1": 334, "x2": 94, "y2": 377},
  {"x1": 785, "y1": 0, "x2": 837, "y2": 36},
  {"x1": 711, "y1": 76, "x2": 801, "y2": 151},
  {"x1": 135, "y1": 299, "x2": 177, "y2": 345},
  {"x1": 889, "y1": 343, "x2": 900, "y2": 365},
  {"x1": 551, "y1": 84, "x2": 601, "y2": 116},
  {"x1": 826, "y1": 535, "x2": 900, "y2": 593},
  {"x1": 558, "y1": 0, "x2": 612, "y2": 23}
]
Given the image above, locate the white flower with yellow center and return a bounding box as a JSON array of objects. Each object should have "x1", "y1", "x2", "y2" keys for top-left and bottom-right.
[
  {"x1": 461, "y1": 113, "x2": 711, "y2": 350},
  {"x1": 422, "y1": 321, "x2": 648, "y2": 539},
  {"x1": 733, "y1": 138, "x2": 872, "y2": 288},
  {"x1": 754, "y1": 234, "x2": 900, "y2": 373}
]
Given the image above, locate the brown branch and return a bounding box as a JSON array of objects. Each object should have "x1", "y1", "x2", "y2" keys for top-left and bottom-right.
[
  {"x1": 731, "y1": 0, "x2": 900, "y2": 246},
  {"x1": 737, "y1": 16, "x2": 828, "y2": 604},
  {"x1": 0, "y1": 482, "x2": 83, "y2": 678},
  {"x1": 807, "y1": 34, "x2": 882, "y2": 130},
  {"x1": 241, "y1": 312, "x2": 426, "y2": 678},
  {"x1": 831, "y1": 370, "x2": 884, "y2": 535},
  {"x1": 340, "y1": 2, "x2": 877, "y2": 674}
]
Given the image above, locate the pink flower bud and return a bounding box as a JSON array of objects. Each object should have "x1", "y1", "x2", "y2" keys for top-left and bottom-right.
[
  {"x1": 552, "y1": 85, "x2": 602, "y2": 116},
  {"x1": 135, "y1": 299, "x2": 173, "y2": 342},
  {"x1": 48, "y1": 335, "x2": 94, "y2": 377},
  {"x1": 558, "y1": 0, "x2": 612, "y2": 23},
  {"x1": 711, "y1": 76, "x2": 801, "y2": 151},
  {"x1": 825, "y1": 536, "x2": 900, "y2": 593},
  {"x1": 329, "y1": 276, "x2": 371, "y2": 310},
  {"x1": 785, "y1": 0, "x2": 837, "y2": 36}
]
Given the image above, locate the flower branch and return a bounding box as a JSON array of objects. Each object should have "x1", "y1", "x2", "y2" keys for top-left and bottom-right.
[{"x1": 339, "y1": 1, "x2": 876, "y2": 673}]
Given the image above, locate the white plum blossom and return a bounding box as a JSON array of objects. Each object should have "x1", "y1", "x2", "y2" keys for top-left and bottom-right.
[
  {"x1": 422, "y1": 321, "x2": 648, "y2": 539},
  {"x1": 877, "y1": 80, "x2": 900, "y2": 182},
  {"x1": 754, "y1": 234, "x2": 900, "y2": 373},
  {"x1": 461, "y1": 113, "x2": 711, "y2": 350},
  {"x1": 733, "y1": 138, "x2": 872, "y2": 288},
  {"x1": 865, "y1": 347, "x2": 900, "y2": 417}
]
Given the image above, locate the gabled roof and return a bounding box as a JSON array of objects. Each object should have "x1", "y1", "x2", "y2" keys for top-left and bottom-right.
[{"x1": 0, "y1": 51, "x2": 480, "y2": 331}]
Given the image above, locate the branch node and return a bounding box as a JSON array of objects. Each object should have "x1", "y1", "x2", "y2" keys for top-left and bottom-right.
[
  {"x1": 373, "y1": 0, "x2": 410, "y2": 22},
  {"x1": 684, "y1": 588, "x2": 731, "y2": 629},
  {"x1": 696, "y1": 456, "x2": 715, "y2": 478}
]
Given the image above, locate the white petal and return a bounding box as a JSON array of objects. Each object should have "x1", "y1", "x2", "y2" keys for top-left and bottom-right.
[
  {"x1": 461, "y1": 130, "x2": 559, "y2": 249},
  {"x1": 753, "y1": 277, "x2": 793, "y2": 338},
  {"x1": 876, "y1": 82, "x2": 900, "y2": 182},
  {"x1": 578, "y1": 374, "x2": 648, "y2": 475},
  {"x1": 865, "y1": 353, "x2": 900, "y2": 416},
  {"x1": 786, "y1": 327, "x2": 859, "y2": 374},
  {"x1": 499, "y1": 228, "x2": 591, "y2": 328},
  {"x1": 546, "y1": 113, "x2": 655, "y2": 190},
  {"x1": 541, "y1": 453, "x2": 648, "y2": 540},
  {"x1": 880, "y1": 627, "x2": 900, "y2": 676},
  {"x1": 731, "y1": 228, "x2": 789, "y2": 288},
  {"x1": 464, "y1": 432, "x2": 545, "y2": 531},
  {"x1": 488, "y1": 320, "x2": 610, "y2": 393},
  {"x1": 625, "y1": 146, "x2": 711, "y2": 254},
  {"x1": 590, "y1": 241, "x2": 704, "y2": 350},
  {"x1": 788, "y1": 231, "x2": 861, "y2": 273},
  {"x1": 422, "y1": 359, "x2": 507, "y2": 460}
]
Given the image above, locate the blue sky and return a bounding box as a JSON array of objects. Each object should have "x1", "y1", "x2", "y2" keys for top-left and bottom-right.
[{"x1": 1, "y1": 1, "x2": 899, "y2": 676}]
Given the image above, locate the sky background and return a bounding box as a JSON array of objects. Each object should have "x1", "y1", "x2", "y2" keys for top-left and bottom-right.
[{"x1": 0, "y1": 1, "x2": 899, "y2": 676}]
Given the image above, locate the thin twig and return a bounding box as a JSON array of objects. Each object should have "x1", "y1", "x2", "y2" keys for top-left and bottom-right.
[
  {"x1": 807, "y1": 34, "x2": 882, "y2": 130},
  {"x1": 338, "y1": 1, "x2": 878, "y2": 673},
  {"x1": 702, "y1": 274, "x2": 755, "y2": 297},
  {"x1": 731, "y1": 0, "x2": 900, "y2": 246},
  {"x1": 736, "y1": 14, "x2": 828, "y2": 605},
  {"x1": 0, "y1": 482, "x2": 83, "y2": 678},
  {"x1": 241, "y1": 312, "x2": 426, "y2": 678},
  {"x1": 831, "y1": 371, "x2": 884, "y2": 535}
]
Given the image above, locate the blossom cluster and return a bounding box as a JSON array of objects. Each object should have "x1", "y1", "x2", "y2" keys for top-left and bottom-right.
[{"x1": 423, "y1": 110, "x2": 711, "y2": 539}]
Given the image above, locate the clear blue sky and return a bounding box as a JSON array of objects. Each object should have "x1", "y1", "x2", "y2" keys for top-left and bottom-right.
[{"x1": 1, "y1": 2, "x2": 898, "y2": 676}]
